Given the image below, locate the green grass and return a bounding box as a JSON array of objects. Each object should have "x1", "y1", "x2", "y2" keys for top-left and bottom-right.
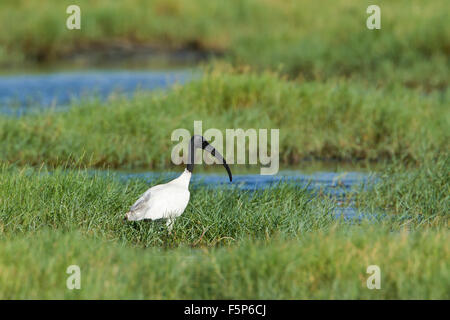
[
  {"x1": 0, "y1": 165, "x2": 337, "y2": 247},
  {"x1": 356, "y1": 155, "x2": 449, "y2": 219},
  {"x1": 0, "y1": 159, "x2": 448, "y2": 299},
  {"x1": 0, "y1": 0, "x2": 448, "y2": 300},
  {"x1": 1, "y1": 155, "x2": 446, "y2": 248},
  {"x1": 0, "y1": 227, "x2": 448, "y2": 299},
  {"x1": 0, "y1": 68, "x2": 448, "y2": 169},
  {"x1": 0, "y1": 0, "x2": 448, "y2": 88}
]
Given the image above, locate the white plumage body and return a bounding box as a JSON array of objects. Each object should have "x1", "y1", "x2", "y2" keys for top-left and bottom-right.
[{"x1": 126, "y1": 170, "x2": 191, "y2": 227}]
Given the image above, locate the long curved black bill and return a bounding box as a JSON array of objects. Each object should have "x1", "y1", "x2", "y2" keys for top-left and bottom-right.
[
  {"x1": 202, "y1": 140, "x2": 232, "y2": 182},
  {"x1": 187, "y1": 135, "x2": 232, "y2": 182}
]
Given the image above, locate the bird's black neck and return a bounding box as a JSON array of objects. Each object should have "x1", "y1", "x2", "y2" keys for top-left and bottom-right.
[{"x1": 186, "y1": 137, "x2": 196, "y2": 173}]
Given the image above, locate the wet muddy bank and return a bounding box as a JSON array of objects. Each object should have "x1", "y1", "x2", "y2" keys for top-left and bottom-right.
[{"x1": 1, "y1": 40, "x2": 224, "y2": 70}]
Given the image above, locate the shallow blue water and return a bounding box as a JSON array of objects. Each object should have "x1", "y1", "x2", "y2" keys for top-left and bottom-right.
[
  {"x1": 109, "y1": 170, "x2": 381, "y2": 221},
  {"x1": 0, "y1": 70, "x2": 191, "y2": 115}
]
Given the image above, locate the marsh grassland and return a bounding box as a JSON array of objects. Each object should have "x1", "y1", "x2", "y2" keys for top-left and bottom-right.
[
  {"x1": 1, "y1": 0, "x2": 448, "y2": 90},
  {"x1": 0, "y1": 0, "x2": 449, "y2": 299},
  {"x1": 0, "y1": 68, "x2": 448, "y2": 168},
  {"x1": 0, "y1": 158, "x2": 448, "y2": 299}
]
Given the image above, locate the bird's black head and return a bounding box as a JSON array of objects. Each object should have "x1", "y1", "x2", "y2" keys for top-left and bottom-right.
[{"x1": 186, "y1": 135, "x2": 232, "y2": 182}]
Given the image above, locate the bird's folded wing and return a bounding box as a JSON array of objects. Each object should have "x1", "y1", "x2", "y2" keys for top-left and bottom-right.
[{"x1": 129, "y1": 190, "x2": 152, "y2": 212}]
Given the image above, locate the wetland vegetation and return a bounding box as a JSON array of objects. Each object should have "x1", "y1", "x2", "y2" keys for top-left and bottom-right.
[{"x1": 0, "y1": 0, "x2": 448, "y2": 299}]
